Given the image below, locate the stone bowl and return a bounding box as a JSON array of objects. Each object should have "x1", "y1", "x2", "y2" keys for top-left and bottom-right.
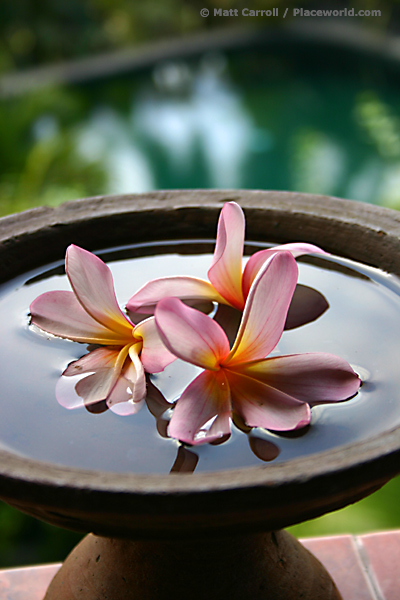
[{"x1": 0, "y1": 190, "x2": 400, "y2": 599}]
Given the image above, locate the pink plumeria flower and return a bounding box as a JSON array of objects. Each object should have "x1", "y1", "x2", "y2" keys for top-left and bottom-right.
[
  {"x1": 127, "y1": 201, "x2": 326, "y2": 314},
  {"x1": 155, "y1": 251, "x2": 360, "y2": 445},
  {"x1": 30, "y1": 245, "x2": 175, "y2": 413}
]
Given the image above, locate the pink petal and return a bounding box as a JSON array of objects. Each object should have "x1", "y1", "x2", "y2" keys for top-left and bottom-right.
[
  {"x1": 127, "y1": 345, "x2": 147, "y2": 401},
  {"x1": 79, "y1": 369, "x2": 126, "y2": 408},
  {"x1": 226, "y1": 251, "x2": 298, "y2": 365},
  {"x1": 127, "y1": 276, "x2": 223, "y2": 314},
  {"x1": 56, "y1": 345, "x2": 129, "y2": 408},
  {"x1": 62, "y1": 346, "x2": 125, "y2": 376},
  {"x1": 107, "y1": 378, "x2": 145, "y2": 415},
  {"x1": 168, "y1": 369, "x2": 231, "y2": 445},
  {"x1": 66, "y1": 245, "x2": 133, "y2": 337},
  {"x1": 237, "y1": 353, "x2": 361, "y2": 404},
  {"x1": 56, "y1": 374, "x2": 86, "y2": 410},
  {"x1": 108, "y1": 356, "x2": 146, "y2": 414},
  {"x1": 133, "y1": 317, "x2": 176, "y2": 373},
  {"x1": 227, "y1": 370, "x2": 311, "y2": 431},
  {"x1": 242, "y1": 243, "x2": 326, "y2": 299},
  {"x1": 155, "y1": 297, "x2": 230, "y2": 370},
  {"x1": 109, "y1": 397, "x2": 145, "y2": 415},
  {"x1": 67, "y1": 346, "x2": 129, "y2": 405},
  {"x1": 30, "y1": 291, "x2": 128, "y2": 344},
  {"x1": 208, "y1": 202, "x2": 245, "y2": 309},
  {"x1": 56, "y1": 343, "x2": 148, "y2": 413}
]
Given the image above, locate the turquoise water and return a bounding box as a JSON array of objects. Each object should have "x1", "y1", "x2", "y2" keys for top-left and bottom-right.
[
  {"x1": 72, "y1": 46, "x2": 400, "y2": 206},
  {"x1": 3, "y1": 40, "x2": 400, "y2": 215}
]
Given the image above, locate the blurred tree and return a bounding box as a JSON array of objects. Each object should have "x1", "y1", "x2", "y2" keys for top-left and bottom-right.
[
  {"x1": 0, "y1": 0, "x2": 396, "y2": 73},
  {"x1": 0, "y1": 86, "x2": 107, "y2": 216},
  {"x1": 0, "y1": 503, "x2": 82, "y2": 567}
]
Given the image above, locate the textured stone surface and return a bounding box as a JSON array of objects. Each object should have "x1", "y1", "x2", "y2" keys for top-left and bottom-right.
[
  {"x1": 25, "y1": 531, "x2": 345, "y2": 600},
  {"x1": 2, "y1": 530, "x2": 400, "y2": 599}
]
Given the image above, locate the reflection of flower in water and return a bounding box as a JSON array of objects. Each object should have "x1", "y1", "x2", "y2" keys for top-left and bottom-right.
[
  {"x1": 248, "y1": 435, "x2": 280, "y2": 463},
  {"x1": 72, "y1": 373, "x2": 307, "y2": 474},
  {"x1": 146, "y1": 378, "x2": 280, "y2": 474}
]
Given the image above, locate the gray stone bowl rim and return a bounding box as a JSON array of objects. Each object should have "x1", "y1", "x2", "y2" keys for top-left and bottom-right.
[{"x1": 0, "y1": 189, "x2": 399, "y2": 536}]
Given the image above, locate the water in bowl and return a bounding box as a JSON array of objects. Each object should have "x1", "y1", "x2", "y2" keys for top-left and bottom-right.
[{"x1": 0, "y1": 241, "x2": 398, "y2": 474}]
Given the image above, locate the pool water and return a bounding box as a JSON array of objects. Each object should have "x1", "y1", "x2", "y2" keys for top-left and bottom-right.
[
  {"x1": 74, "y1": 46, "x2": 400, "y2": 207},
  {"x1": 3, "y1": 35, "x2": 400, "y2": 216}
]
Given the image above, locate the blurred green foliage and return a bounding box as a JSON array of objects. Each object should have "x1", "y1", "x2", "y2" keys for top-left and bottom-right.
[
  {"x1": 0, "y1": 87, "x2": 106, "y2": 215},
  {"x1": 0, "y1": 504, "x2": 82, "y2": 567},
  {"x1": 0, "y1": 0, "x2": 395, "y2": 72},
  {"x1": 289, "y1": 475, "x2": 400, "y2": 539}
]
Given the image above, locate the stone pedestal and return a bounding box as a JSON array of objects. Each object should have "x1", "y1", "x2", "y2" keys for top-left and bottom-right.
[{"x1": 45, "y1": 530, "x2": 341, "y2": 600}]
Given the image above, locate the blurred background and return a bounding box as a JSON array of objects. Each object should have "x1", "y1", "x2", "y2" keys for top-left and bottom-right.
[{"x1": 1, "y1": 0, "x2": 400, "y2": 567}]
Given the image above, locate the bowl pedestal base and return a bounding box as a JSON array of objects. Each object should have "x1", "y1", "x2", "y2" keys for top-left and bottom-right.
[{"x1": 44, "y1": 529, "x2": 342, "y2": 599}]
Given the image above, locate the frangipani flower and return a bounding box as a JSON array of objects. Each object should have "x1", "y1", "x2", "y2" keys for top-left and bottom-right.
[
  {"x1": 30, "y1": 245, "x2": 175, "y2": 413},
  {"x1": 127, "y1": 201, "x2": 326, "y2": 314},
  {"x1": 155, "y1": 251, "x2": 361, "y2": 445}
]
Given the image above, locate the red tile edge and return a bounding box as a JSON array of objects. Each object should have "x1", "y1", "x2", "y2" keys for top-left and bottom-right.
[
  {"x1": 358, "y1": 530, "x2": 400, "y2": 600},
  {"x1": 301, "y1": 534, "x2": 378, "y2": 600},
  {"x1": 0, "y1": 563, "x2": 60, "y2": 600}
]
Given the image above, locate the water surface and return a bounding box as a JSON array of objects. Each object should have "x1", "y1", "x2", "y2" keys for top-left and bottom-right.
[{"x1": 0, "y1": 241, "x2": 399, "y2": 474}]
